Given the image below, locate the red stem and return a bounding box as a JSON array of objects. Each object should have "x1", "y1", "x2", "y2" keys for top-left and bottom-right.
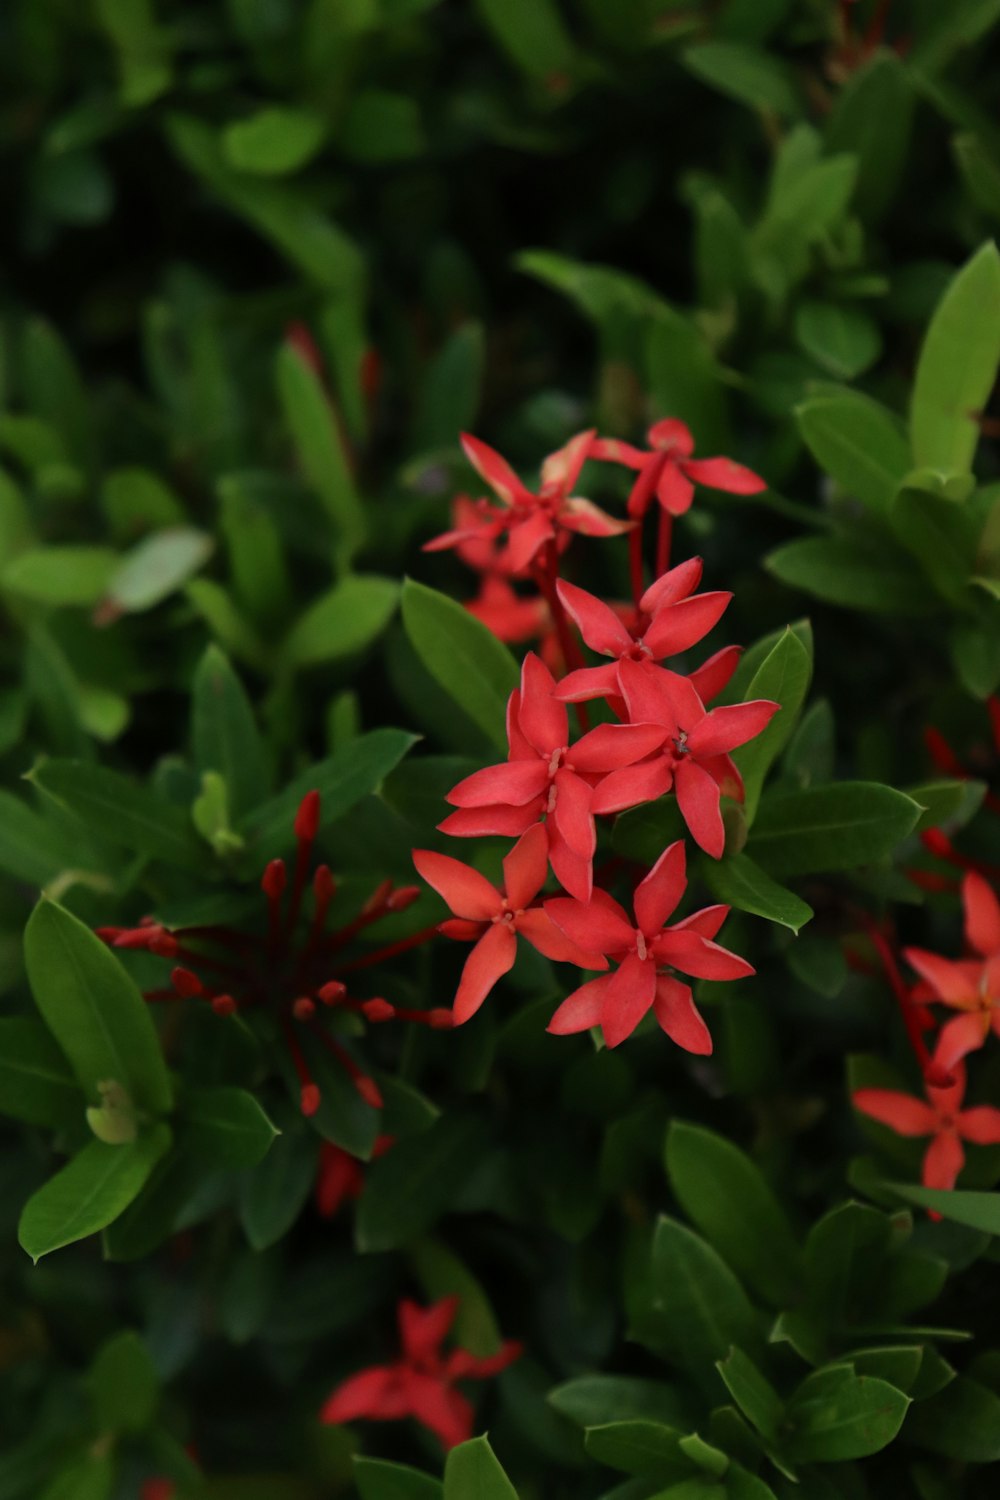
[
  {"x1": 338, "y1": 925, "x2": 439, "y2": 974},
  {"x1": 655, "y1": 508, "x2": 673, "y2": 579},
  {"x1": 629, "y1": 519, "x2": 645, "y2": 610},
  {"x1": 536, "y1": 543, "x2": 590, "y2": 732}
]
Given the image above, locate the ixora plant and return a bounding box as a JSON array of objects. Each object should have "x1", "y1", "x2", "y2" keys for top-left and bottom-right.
[{"x1": 5, "y1": 226, "x2": 1000, "y2": 1497}]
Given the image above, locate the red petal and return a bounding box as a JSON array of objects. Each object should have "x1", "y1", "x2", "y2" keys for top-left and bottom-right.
[
  {"x1": 556, "y1": 578, "x2": 632, "y2": 657},
  {"x1": 505, "y1": 509, "x2": 556, "y2": 574},
  {"x1": 518, "y1": 653, "x2": 567, "y2": 756},
  {"x1": 932, "y1": 1010, "x2": 992, "y2": 1074},
  {"x1": 852, "y1": 1089, "x2": 937, "y2": 1136},
  {"x1": 686, "y1": 700, "x2": 779, "y2": 757},
  {"x1": 700, "y1": 751, "x2": 744, "y2": 801},
  {"x1": 502, "y1": 823, "x2": 549, "y2": 908},
  {"x1": 404, "y1": 1371, "x2": 475, "y2": 1451},
  {"x1": 545, "y1": 895, "x2": 633, "y2": 955},
  {"x1": 633, "y1": 839, "x2": 687, "y2": 934},
  {"x1": 438, "y1": 803, "x2": 543, "y2": 838},
  {"x1": 553, "y1": 768, "x2": 596, "y2": 859},
  {"x1": 648, "y1": 418, "x2": 694, "y2": 456},
  {"x1": 547, "y1": 974, "x2": 612, "y2": 1034},
  {"x1": 446, "y1": 759, "x2": 549, "y2": 809},
  {"x1": 657, "y1": 928, "x2": 753, "y2": 981},
  {"x1": 571, "y1": 721, "x2": 666, "y2": 773},
  {"x1": 640, "y1": 557, "x2": 703, "y2": 612},
  {"x1": 643, "y1": 593, "x2": 732, "y2": 660},
  {"x1": 590, "y1": 436, "x2": 646, "y2": 468},
  {"x1": 963, "y1": 872, "x2": 1000, "y2": 957},
  {"x1": 675, "y1": 757, "x2": 725, "y2": 858},
  {"x1": 923, "y1": 1131, "x2": 964, "y2": 1193},
  {"x1": 399, "y1": 1297, "x2": 458, "y2": 1364},
  {"x1": 601, "y1": 953, "x2": 657, "y2": 1048},
  {"x1": 672, "y1": 904, "x2": 729, "y2": 941},
  {"x1": 453, "y1": 923, "x2": 517, "y2": 1024},
  {"x1": 656, "y1": 462, "x2": 695, "y2": 516},
  {"x1": 626, "y1": 453, "x2": 667, "y2": 518},
  {"x1": 460, "y1": 433, "x2": 528, "y2": 506},
  {"x1": 507, "y1": 686, "x2": 534, "y2": 761},
  {"x1": 618, "y1": 658, "x2": 678, "y2": 730},
  {"x1": 553, "y1": 664, "x2": 621, "y2": 702},
  {"x1": 958, "y1": 1106, "x2": 1000, "y2": 1144},
  {"x1": 320, "y1": 1366, "x2": 397, "y2": 1424},
  {"x1": 412, "y1": 849, "x2": 501, "y2": 921},
  {"x1": 548, "y1": 828, "x2": 593, "y2": 900},
  {"x1": 446, "y1": 1339, "x2": 523, "y2": 1380},
  {"x1": 653, "y1": 975, "x2": 712, "y2": 1054},
  {"x1": 541, "y1": 428, "x2": 596, "y2": 496},
  {"x1": 439, "y1": 918, "x2": 483, "y2": 940},
  {"x1": 682, "y1": 456, "x2": 766, "y2": 495},
  {"x1": 515, "y1": 906, "x2": 608, "y2": 968},
  {"x1": 590, "y1": 757, "x2": 673, "y2": 816},
  {"x1": 903, "y1": 950, "x2": 981, "y2": 1007},
  {"x1": 559, "y1": 497, "x2": 633, "y2": 536},
  {"x1": 689, "y1": 645, "x2": 742, "y2": 704}
]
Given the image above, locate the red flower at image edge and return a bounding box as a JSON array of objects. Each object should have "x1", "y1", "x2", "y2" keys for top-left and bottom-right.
[
  {"x1": 853, "y1": 1063, "x2": 1000, "y2": 1209},
  {"x1": 413, "y1": 824, "x2": 606, "y2": 1024},
  {"x1": 320, "y1": 1296, "x2": 521, "y2": 1451},
  {"x1": 905, "y1": 872, "x2": 1000, "y2": 1075},
  {"x1": 545, "y1": 839, "x2": 754, "y2": 1052}
]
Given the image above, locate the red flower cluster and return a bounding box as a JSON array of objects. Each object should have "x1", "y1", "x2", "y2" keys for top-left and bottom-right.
[
  {"x1": 99, "y1": 791, "x2": 448, "y2": 1121},
  {"x1": 416, "y1": 425, "x2": 777, "y2": 1054},
  {"x1": 854, "y1": 872, "x2": 1000, "y2": 1199},
  {"x1": 320, "y1": 1296, "x2": 521, "y2": 1450}
]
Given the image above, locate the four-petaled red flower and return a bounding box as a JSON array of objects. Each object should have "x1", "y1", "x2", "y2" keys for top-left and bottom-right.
[
  {"x1": 545, "y1": 840, "x2": 753, "y2": 1052},
  {"x1": 440, "y1": 654, "x2": 666, "y2": 900},
  {"x1": 854, "y1": 1062, "x2": 1000, "y2": 1210},
  {"x1": 425, "y1": 431, "x2": 630, "y2": 575},
  {"x1": 413, "y1": 825, "x2": 606, "y2": 1024},
  {"x1": 592, "y1": 418, "x2": 766, "y2": 519},
  {"x1": 597, "y1": 659, "x2": 778, "y2": 859},
  {"x1": 320, "y1": 1296, "x2": 521, "y2": 1451},
  {"x1": 906, "y1": 873, "x2": 1000, "y2": 1076},
  {"x1": 553, "y1": 558, "x2": 732, "y2": 703}
]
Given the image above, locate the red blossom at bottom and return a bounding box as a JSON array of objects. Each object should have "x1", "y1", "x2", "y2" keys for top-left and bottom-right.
[{"x1": 320, "y1": 1296, "x2": 521, "y2": 1451}]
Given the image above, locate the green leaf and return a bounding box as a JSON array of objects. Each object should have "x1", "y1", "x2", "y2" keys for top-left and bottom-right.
[
  {"x1": 354, "y1": 1457, "x2": 443, "y2": 1500},
  {"x1": 795, "y1": 301, "x2": 882, "y2": 379},
  {"x1": 186, "y1": 578, "x2": 269, "y2": 670},
  {"x1": 101, "y1": 467, "x2": 184, "y2": 539},
  {"x1": 18, "y1": 1126, "x2": 171, "y2": 1261},
  {"x1": 86, "y1": 1329, "x2": 159, "y2": 1432},
  {"x1": 682, "y1": 42, "x2": 800, "y2": 117},
  {"x1": 825, "y1": 51, "x2": 914, "y2": 222},
  {"x1": 182, "y1": 1086, "x2": 278, "y2": 1167},
  {"x1": 410, "y1": 1238, "x2": 503, "y2": 1358},
  {"x1": 242, "y1": 729, "x2": 417, "y2": 852},
  {"x1": 443, "y1": 1436, "x2": 518, "y2": 1500},
  {"x1": 192, "y1": 645, "x2": 270, "y2": 820},
  {"x1": 473, "y1": 0, "x2": 579, "y2": 79},
  {"x1": 0, "y1": 788, "x2": 77, "y2": 886},
  {"x1": 24, "y1": 900, "x2": 173, "y2": 1114},
  {"x1": 906, "y1": 778, "x2": 985, "y2": 832},
  {"x1": 909, "y1": 1373, "x2": 1000, "y2": 1462},
  {"x1": 796, "y1": 393, "x2": 911, "y2": 518},
  {"x1": 765, "y1": 536, "x2": 931, "y2": 614},
  {"x1": 38, "y1": 1451, "x2": 115, "y2": 1500},
  {"x1": 239, "y1": 1122, "x2": 317, "y2": 1250},
  {"x1": 412, "y1": 322, "x2": 485, "y2": 452},
  {"x1": 583, "y1": 1422, "x2": 689, "y2": 1484},
  {"x1": 223, "y1": 107, "x2": 325, "y2": 176},
  {"x1": 357, "y1": 1113, "x2": 491, "y2": 1252},
  {"x1": 733, "y1": 627, "x2": 812, "y2": 822},
  {"x1": 910, "y1": 241, "x2": 1000, "y2": 474},
  {"x1": 955, "y1": 133, "x2": 1000, "y2": 221},
  {"x1": 0, "y1": 1016, "x2": 82, "y2": 1129},
  {"x1": 666, "y1": 1123, "x2": 801, "y2": 1307},
  {"x1": 648, "y1": 1217, "x2": 761, "y2": 1382},
  {"x1": 29, "y1": 760, "x2": 206, "y2": 872},
  {"x1": 283, "y1": 575, "x2": 399, "y2": 667},
  {"x1": 341, "y1": 89, "x2": 425, "y2": 163},
  {"x1": 217, "y1": 473, "x2": 292, "y2": 626},
  {"x1": 2, "y1": 547, "x2": 118, "y2": 606},
  {"x1": 951, "y1": 615, "x2": 1000, "y2": 699},
  {"x1": 105, "y1": 527, "x2": 213, "y2": 613},
  {"x1": 749, "y1": 782, "x2": 922, "y2": 877},
  {"x1": 889, "y1": 484, "x2": 977, "y2": 604},
  {"x1": 784, "y1": 1364, "x2": 910, "y2": 1462},
  {"x1": 296, "y1": 1029, "x2": 379, "y2": 1159},
  {"x1": 885, "y1": 1183, "x2": 1000, "y2": 1232},
  {"x1": 548, "y1": 1375, "x2": 687, "y2": 1429},
  {"x1": 402, "y1": 579, "x2": 519, "y2": 752},
  {"x1": 96, "y1": 0, "x2": 172, "y2": 105},
  {"x1": 21, "y1": 317, "x2": 96, "y2": 474},
  {"x1": 276, "y1": 341, "x2": 364, "y2": 568},
  {"x1": 700, "y1": 852, "x2": 812, "y2": 933}
]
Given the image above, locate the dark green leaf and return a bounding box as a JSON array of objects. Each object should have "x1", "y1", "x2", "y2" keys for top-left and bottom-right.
[
  {"x1": 784, "y1": 1364, "x2": 910, "y2": 1462},
  {"x1": 86, "y1": 1328, "x2": 159, "y2": 1432},
  {"x1": 354, "y1": 1458, "x2": 444, "y2": 1500},
  {"x1": 765, "y1": 536, "x2": 931, "y2": 614},
  {"x1": 239, "y1": 1122, "x2": 317, "y2": 1250},
  {"x1": 796, "y1": 393, "x2": 910, "y2": 517},
  {"x1": 0, "y1": 1017, "x2": 81, "y2": 1129},
  {"x1": 192, "y1": 645, "x2": 270, "y2": 819},
  {"x1": 402, "y1": 579, "x2": 519, "y2": 751},
  {"x1": 182, "y1": 1086, "x2": 278, "y2": 1167},
  {"x1": 29, "y1": 760, "x2": 205, "y2": 871},
  {"x1": 443, "y1": 1436, "x2": 518, "y2": 1500},
  {"x1": 885, "y1": 1183, "x2": 1000, "y2": 1233},
  {"x1": 277, "y1": 341, "x2": 364, "y2": 568},
  {"x1": 701, "y1": 853, "x2": 812, "y2": 932},
  {"x1": 283, "y1": 575, "x2": 399, "y2": 666},
  {"x1": 356, "y1": 1113, "x2": 491, "y2": 1252},
  {"x1": 647, "y1": 1217, "x2": 761, "y2": 1382},
  {"x1": 732, "y1": 627, "x2": 812, "y2": 821},
  {"x1": 18, "y1": 1126, "x2": 171, "y2": 1261},
  {"x1": 583, "y1": 1422, "x2": 689, "y2": 1484},
  {"x1": 683, "y1": 42, "x2": 800, "y2": 117},
  {"x1": 748, "y1": 782, "x2": 922, "y2": 877}
]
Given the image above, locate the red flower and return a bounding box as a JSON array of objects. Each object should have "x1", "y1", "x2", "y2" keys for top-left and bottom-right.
[
  {"x1": 413, "y1": 825, "x2": 606, "y2": 1024},
  {"x1": 425, "y1": 431, "x2": 630, "y2": 575},
  {"x1": 592, "y1": 418, "x2": 766, "y2": 519},
  {"x1": 320, "y1": 1296, "x2": 521, "y2": 1451},
  {"x1": 439, "y1": 654, "x2": 667, "y2": 899},
  {"x1": 853, "y1": 1063, "x2": 1000, "y2": 1208},
  {"x1": 545, "y1": 840, "x2": 753, "y2": 1051},
  {"x1": 315, "y1": 1135, "x2": 394, "y2": 1219},
  {"x1": 466, "y1": 574, "x2": 550, "y2": 645},
  {"x1": 592, "y1": 659, "x2": 778, "y2": 859},
  {"x1": 553, "y1": 557, "x2": 732, "y2": 703},
  {"x1": 906, "y1": 873, "x2": 1000, "y2": 1075}
]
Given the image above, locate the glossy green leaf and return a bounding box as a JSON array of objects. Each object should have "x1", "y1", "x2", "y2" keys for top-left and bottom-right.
[
  {"x1": 885, "y1": 1183, "x2": 1000, "y2": 1232},
  {"x1": 548, "y1": 1375, "x2": 687, "y2": 1429},
  {"x1": 192, "y1": 645, "x2": 270, "y2": 819},
  {"x1": 182, "y1": 1086, "x2": 278, "y2": 1167},
  {"x1": 733, "y1": 627, "x2": 812, "y2": 821},
  {"x1": 356, "y1": 1113, "x2": 491, "y2": 1252},
  {"x1": 0, "y1": 789, "x2": 76, "y2": 886},
  {"x1": 0, "y1": 1016, "x2": 82, "y2": 1129},
  {"x1": 402, "y1": 579, "x2": 518, "y2": 752},
  {"x1": 749, "y1": 782, "x2": 922, "y2": 877},
  {"x1": 277, "y1": 341, "x2": 364, "y2": 567},
  {"x1": 444, "y1": 1436, "x2": 518, "y2": 1500},
  {"x1": 29, "y1": 760, "x2": 205, "y2": 871},
  {"x1": 283, "y1": 575, "x2": 399, "y2": 666},
  {"x1": 765, "y1": 536, "x2": 931, "y2": 614},
  {"x1": 18, "y1": 1126, "x2": 171, "y2": 1261},
  {"x1": 889, "y1": 484, "x2": 977, "y2": 604},
  {"x1": 666, "y1": 1122, "x2": 800, "y2": 1306},
  {"x1": 796, "y1": 393, "x2": 910, "y2": 517},
  {"x1": 24, "y1": 899, "x2": 172, "y2": 1114},
  {"x1": 784, "y1": 1364, "x2": 910, "y2": 1462},
  {"x1": 909, "y1": 1373, "x2": 1000, "y2": 1462},
  {"x1": 354, "y1": 1457, "x2": 444, "y2": 1500},
  {"x1": 910, "y1": 241, "x2": 1000, "y2": 474},
  {"x1": 648, "y1": 1217, "x2": 761, "y2": 1381},
  {"x1": 700, "y1": 852, "x2": 812, "y2": 932},
  {"x1": 239, "y1": 1122, "x2": 317, "y2": 1250}
]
